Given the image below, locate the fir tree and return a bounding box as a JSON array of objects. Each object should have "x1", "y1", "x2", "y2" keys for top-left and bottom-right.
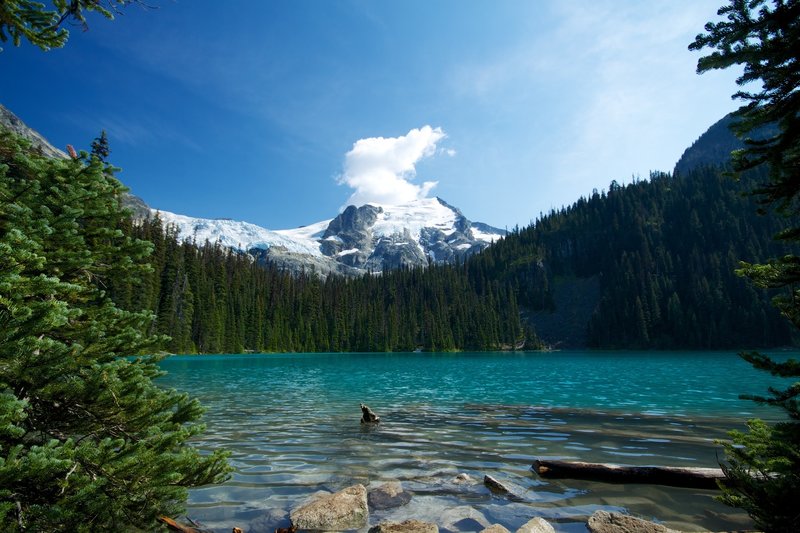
[
  {"x1": 90, "y1": 130, "x2": 110, "y2": 163},
  {"x1": 691, "y1": 1, "x2": 800, "y2": 530},
  {"x1": 0, "y1": 1, "x2": 137, "y2": 51},
  {"x1": 0, "y1": 128, "x2": 230, "y2": 531}
]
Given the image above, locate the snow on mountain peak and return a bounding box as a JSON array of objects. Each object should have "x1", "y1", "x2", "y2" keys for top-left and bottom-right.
[
  {"x1": 154, "y1": 210, "x2": 325, "y2": 257},
  {"x1": 153, "y1": 197, "x2": 504, "y2": 277}
]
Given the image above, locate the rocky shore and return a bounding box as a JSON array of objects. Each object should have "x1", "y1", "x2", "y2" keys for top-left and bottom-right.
[{"x1": 275, "y1": 479, "x2": 712, "y2": 533}]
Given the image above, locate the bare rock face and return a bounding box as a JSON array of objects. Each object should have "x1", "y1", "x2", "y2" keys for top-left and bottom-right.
[
  {"x1": 587, "y1": 511, "x2": 679, "y2": 533},
  {"x1": 369, "y1": 519, "x2": 438, "y2": 533},
  {"x1": 516, "y1": 517, "x2": 555, "y2": 533},
  {"x1": 290, "y1": 484, "x2": 369, "y2": 531},
  {"x1": 367, "y1": 481, "x2": 411, "y2": 510}
]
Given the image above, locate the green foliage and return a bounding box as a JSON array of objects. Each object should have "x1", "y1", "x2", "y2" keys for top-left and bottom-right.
[
  {"x1": 469, "y1": 167, "x2": 793, "y2": 349},
  {"x1": 0, "y1": 128, "x2": 230, "y2": 531},
  {"x1": 90, "y1": 130, "x2": 110, "y2": 163},
  {"x1": 718, "y1": 418, "x2": 800, "y2": 531},
  {"x1": 692, "y1": 0, "x2": 800, "y2": 530},
  {"x1": 113, "y1": 218, "x2": 538, "y2": 354},
  {"x1": 0, "y1": 1, "x2": 131, "y2": 51},
  {"x1": 690, "y1": 0, "x2": 800, "y2": 216}
]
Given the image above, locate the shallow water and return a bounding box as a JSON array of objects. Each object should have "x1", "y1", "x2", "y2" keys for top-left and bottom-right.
[{"x1": 157, "y1": 351, "x2": 794, "y2": 532}]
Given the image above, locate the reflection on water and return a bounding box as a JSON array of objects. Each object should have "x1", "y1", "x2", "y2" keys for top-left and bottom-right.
[{"x1": 157, "y1": 351, "x2": 793, "y2": 532}]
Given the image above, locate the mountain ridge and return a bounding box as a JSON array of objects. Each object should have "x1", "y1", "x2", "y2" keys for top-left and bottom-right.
[
  {"x1": 0, "y1": 102, "x2": 504, "y2": 277},
  {"x1": 154, "y1": 196, "x2": 505, "y2": 277}
]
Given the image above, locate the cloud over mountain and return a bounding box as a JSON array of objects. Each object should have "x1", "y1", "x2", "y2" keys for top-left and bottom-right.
[{"x1": 338, "y1": 126, "x2": 446, "y2": 207}]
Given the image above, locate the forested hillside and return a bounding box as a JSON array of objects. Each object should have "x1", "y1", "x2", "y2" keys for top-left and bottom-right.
[
  {"x1": 111, "y1": 215, "x2": 535, "y2": 354},
  {"x1": 124, "y1": 160, "x2": 794, "y2": 352},
  {"x1": 6, "y1": 109, "x2": 792, "y2": 353},
  {"x1": 472, "y1": 166, "x2": 795, "y2": 348}
]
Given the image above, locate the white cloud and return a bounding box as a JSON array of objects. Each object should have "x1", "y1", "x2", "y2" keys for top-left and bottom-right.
[{"x1": 338, "y1": 126, "x2": 446, "y2": 207}]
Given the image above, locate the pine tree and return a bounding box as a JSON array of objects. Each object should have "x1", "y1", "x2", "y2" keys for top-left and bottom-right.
[
  {"x1": 0, "y1": 128, "x2": 230, "y2": 531},
  {"x1": 0, "y1": 1, "x2": 134, "y2": 51},
  {"x1": 90, "y1": 130, "x2": 110, "y2": 163},
  {"x1": 691, "y1": 1, "x2": 800, "y2": 530}
]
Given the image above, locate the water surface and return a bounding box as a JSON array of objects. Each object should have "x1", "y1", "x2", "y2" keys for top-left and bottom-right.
[{"x1": 157, "y1": 351, "x2": 794, "y2": 532}]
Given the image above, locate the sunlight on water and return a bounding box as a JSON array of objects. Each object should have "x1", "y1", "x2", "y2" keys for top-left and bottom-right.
[{"x1": 157, "y1": 351, "x2": 794, "y2": 533}]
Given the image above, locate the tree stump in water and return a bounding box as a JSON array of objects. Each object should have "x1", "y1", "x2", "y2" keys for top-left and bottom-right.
[{"x1": 360, "y1": 403, "x2": 381, "y2": 424}]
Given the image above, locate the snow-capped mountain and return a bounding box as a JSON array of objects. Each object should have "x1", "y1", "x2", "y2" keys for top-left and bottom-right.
[
  {"x1": 0, "y1": 103, "x2": 505, "y2": 277},
  {"x1": 155, "y1": 197, "x2": 505, "y2": 277}
]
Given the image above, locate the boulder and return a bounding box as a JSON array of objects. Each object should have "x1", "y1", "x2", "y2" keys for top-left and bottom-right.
[
  {"x1": 587, "y1": 511, "x2": 679, "y2": 533},
  {"x1": 368, "y1": 481, "x2": 412, "y2": 510},
  {"x1": 369, "y1": 519, "x2": 439, "y2": 533},
  {"x1": 480, "y1": 526, "x2": 511, "y2": 533},
  {"x1": 290, "y1": 484, "x2": 369, "y2": 531},
  {"x1": 516, "y1": 517, "x2": 555, "y2": 533}
]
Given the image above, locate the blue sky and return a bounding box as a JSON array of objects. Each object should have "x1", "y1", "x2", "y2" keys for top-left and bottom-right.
[{"x1": 1, "y1": 0, "x2": 741, "y2": 230}]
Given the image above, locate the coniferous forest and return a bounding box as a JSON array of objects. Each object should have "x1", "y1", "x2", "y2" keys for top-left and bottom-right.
[
  {"x1": 111, "y1": 215, "x2": 534, "y2": 354},
  {"x1": 472, "y1": 165, "x2": 795, "y2": 349},
  {"x1": 116, "y1": 159, "x2": 795, "y2": 353}
]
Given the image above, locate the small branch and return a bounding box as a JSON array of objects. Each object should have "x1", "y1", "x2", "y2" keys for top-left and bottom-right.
[{"x1": 60, "y1": 462, "x2": 79, "y2": 495}]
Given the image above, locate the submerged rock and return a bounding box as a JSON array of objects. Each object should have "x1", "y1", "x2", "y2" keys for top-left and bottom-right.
[
  {"x1": 369, "y1": 519, "x2": 439, "y2": 533},
  {"x1": 451, "y1": 473, "x2": 477, "y2": 485},
  {"x1": 587, "y1": 510, "x2": 679, "y2": 533},
  {"x1": 368, "y1": 481, "x2": 412, "y2": 510},
  {"x1": 516, "y1": 517, "x2": 555, "y2": 533},
  {"x1": 440, "y1": 505, "x2": 491, "y2": 532},
  {"x1": 481, "y1": 525, "x2": 511, "y2": 533},
  {"x1": 290, "y1": 484, "x2": 368, "y2": 531},
  {"x1": 247, "y1": 508, "x2": 290, "y2": 533}
]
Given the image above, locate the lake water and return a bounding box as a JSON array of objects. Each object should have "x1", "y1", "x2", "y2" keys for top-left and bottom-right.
[{"x1": 157, "y1": 351, "x2": 795, "y2": 533}]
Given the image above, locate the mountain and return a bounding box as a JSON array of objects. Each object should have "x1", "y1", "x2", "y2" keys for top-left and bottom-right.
[
  {"x1": 674, "y1": 112, "x2": 777, "y2": 176},
  {"x1": 155, "y1": 197, "x2": 505, "y2": 277},
  {"x1": 467, "y1": 116, "x2": 794, "y2": 349},
  {"x1": 1, "y1": 102, "x2": 504, "y2": 278}
]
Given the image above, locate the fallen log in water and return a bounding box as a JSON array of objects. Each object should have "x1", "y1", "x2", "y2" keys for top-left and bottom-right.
[{"x1": 532, "y1": 459, "x2": 725, "y2": 489}]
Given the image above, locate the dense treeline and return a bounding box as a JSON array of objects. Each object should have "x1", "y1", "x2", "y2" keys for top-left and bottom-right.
[
  {"x1": 113, "y1": 162, "x2": 796, "y2": 353},
  {"x1": 470, "y1": 166, "x2": 796, "y2": 348},
  {"x1": 110, "y1": 216, "x2": 536, "y2": 354}
]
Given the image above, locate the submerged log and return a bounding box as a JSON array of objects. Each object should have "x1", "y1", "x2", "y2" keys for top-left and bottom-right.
[
  {"x1": 532, "y1": 459, "x2": 724, "y2": 489},
  {"x1": 157, "y1": 516, "x2": 203, "y2": 533}
]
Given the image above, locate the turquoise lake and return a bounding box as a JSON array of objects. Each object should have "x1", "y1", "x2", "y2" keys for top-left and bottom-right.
[{"x1": 157, "y1": 351, "x2": 795, "y2": 533}]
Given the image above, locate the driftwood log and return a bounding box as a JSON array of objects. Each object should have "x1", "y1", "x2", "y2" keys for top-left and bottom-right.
[{"x1": 532, "y1": 459, "x2": 725, "y2": 489}]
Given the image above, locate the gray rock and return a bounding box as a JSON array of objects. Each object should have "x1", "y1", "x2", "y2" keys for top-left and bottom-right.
[
  {"x1": 440, "y1": 506, "x2": 491, "y2": 532},
  {"x1": 368, "y1": 481, "x2": 411, "y2": 510},
  {"x1": 480, "y1": 526, "x2": 511, "y2": 533},
  {"x1": 0, "y1": 103, "x2": 66, "y2": 159},
  {"x1": 247, "y1": 508, "x2": 290, "y2": 533},
  {"x1": 587, "y1": 511, "x2": 678, "y2": 533},
  {"x1": 483, "y1": 475, "x2": 513, "y2": 495},
  {"x1": 369, "y1": 519, "x2": 438, "y2": 533},
  {"x1": 290, "y1": 484, "x2": 369, "y2": 531},
  {"x1": 451, "y1": 473, "x2": 477, "y2": 485},
  {"x1": 516, "y1": 517, "x2": 555, "y2": 533}
]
